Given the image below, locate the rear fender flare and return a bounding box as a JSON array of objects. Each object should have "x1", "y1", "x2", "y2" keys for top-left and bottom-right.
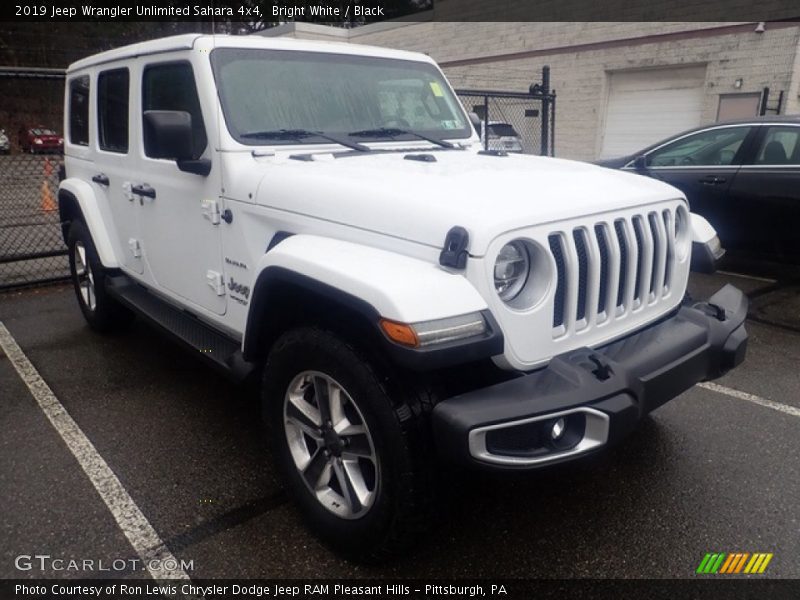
[{"x1": 58, "y1": 179, "x2": 119, "y2": 268}]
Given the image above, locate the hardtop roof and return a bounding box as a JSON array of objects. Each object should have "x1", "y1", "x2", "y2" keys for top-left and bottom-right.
[{"x1": 66, "y1": 33, "x2": 434, "y2": 73}]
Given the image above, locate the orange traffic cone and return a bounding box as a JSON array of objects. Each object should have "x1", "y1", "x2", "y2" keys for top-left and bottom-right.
[
  {"x1": 41, "y1": 157, "x2": 57, "y2": 212},
  {"x1": 41, "y1": 180, "x2": 56, "y2": 212}
]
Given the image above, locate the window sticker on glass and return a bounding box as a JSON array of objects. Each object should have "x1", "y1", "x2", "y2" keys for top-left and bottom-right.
[
  {"x1": 429, "y1": 81, "x2": 444, "y2": 97},
  {"x1": 440, "y1": 120, "x2": 458, "y2": 129}
]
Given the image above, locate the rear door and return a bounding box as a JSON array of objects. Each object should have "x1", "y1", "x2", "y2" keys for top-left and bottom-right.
[
  {"x1": 95, "y1": 66, "x2": 143, "y2": 274},
  {"x1": 725, "y1": 124, "x2": 800, "y2": 261},
  {"x1": 632, "y1": 125, "x2": 757, "y2": 251}
]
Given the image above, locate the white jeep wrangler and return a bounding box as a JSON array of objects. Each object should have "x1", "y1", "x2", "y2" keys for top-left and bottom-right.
[{"x1": 59, "y1": 34, "x2": 747, "y2": 561}]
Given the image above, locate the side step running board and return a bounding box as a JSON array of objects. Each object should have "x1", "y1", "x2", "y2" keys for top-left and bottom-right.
[{"x1": 105, "y1": 275, "x2": 256, "y2": 383}]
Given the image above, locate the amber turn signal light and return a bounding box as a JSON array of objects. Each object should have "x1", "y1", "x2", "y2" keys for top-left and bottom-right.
[{"x1": 379, "y1": 319, "x2": 419, "y2": 348}]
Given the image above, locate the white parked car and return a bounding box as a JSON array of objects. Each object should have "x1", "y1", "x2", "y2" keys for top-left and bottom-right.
[
  {"x1": 477, "y1": 120, "x2": 523, "y2": 153},
  {"x1": 59, "y1": 34, "x2": 747, "y2": 561}
]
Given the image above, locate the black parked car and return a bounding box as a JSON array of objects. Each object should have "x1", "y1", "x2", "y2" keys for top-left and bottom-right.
[{"x1": 597, "y1": 117, "x2": 800, "y2": 265}]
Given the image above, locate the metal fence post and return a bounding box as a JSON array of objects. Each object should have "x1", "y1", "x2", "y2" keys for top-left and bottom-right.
[
  {"x1": 550, "y1": 91, "x2": 556, "y2": 157},
  {"x1": 540, "y1": 65, "x2": 550, "y2": 156},
  {"x1": 483, "y1": 95, "x2": 489, "y2": 151}
]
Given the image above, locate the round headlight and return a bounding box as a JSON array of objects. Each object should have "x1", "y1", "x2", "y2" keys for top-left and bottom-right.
[{"x1": 494, "y1": 241, "x2": 529, "y2": 302}]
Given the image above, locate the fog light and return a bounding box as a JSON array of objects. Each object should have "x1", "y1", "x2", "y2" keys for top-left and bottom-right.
[{"x1": 550, "y1": 417, "x2": 566, "y2": 441}]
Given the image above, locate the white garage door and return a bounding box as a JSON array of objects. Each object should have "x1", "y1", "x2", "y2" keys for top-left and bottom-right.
[{"x1": 600, "y1": 66, "x2": 706, "y2": 159}]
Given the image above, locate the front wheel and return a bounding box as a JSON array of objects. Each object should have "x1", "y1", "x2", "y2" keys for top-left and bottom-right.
[{"x1": 262, "y1": 327, "x2": 436, "y2": 562}]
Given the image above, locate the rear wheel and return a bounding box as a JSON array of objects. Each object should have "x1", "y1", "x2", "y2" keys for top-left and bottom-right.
[
  {"x1": 263, "y1": 327, "x2": 436, "y2": 562},
  {"x1": 67, "y1": 220, "x2": 133, "y2": 332}
]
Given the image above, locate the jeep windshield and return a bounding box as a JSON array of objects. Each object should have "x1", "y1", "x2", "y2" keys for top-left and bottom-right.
[{"x1": 210, "y1": 48, "x2": 471, "y2": 146}]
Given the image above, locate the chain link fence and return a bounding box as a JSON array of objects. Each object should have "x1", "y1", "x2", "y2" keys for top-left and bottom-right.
[
  {"x1": 0, "y1": 69, "x2": 68, "y2": 290},
  {"x1": 0, "y1": 153, "x2": 68, "y2": 289},
  {"x1": 455, "y1": 67, "x2": 557, "y2": 157}
]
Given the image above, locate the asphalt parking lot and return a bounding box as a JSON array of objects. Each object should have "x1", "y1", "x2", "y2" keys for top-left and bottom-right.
[{"x1": 1, "y1": 269, "x2": 799, "y2": 581}]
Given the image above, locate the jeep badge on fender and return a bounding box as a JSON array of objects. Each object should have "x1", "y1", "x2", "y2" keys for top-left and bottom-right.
[{"x1": 58, "y1": 34, "x2": 748, "y2": 562}]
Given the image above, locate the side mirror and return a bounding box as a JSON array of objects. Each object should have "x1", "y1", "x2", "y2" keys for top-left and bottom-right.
[
  {"x1": 633, "y1": 155, "x2": 647, "y2": 171},
  {"x1": 143, "y1": 110, "x2": 193, "y2": 160},
  {"x1": 143, "y1": 110, "x2": 211, "y2": 176}
]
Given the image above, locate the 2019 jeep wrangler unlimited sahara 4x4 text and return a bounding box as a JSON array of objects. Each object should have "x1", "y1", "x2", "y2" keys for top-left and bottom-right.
[{"x1": 59, "y1": 34, "x2": 747, "y2": 561}]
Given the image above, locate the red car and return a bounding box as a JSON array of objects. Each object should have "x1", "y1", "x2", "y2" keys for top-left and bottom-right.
[{"x1": 19, "y1": 126, "x2": 63, "y2": 154}]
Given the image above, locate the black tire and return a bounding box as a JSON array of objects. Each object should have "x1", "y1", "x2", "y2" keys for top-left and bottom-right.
[
  {"x1": 67, "y1": 220, "x2": 134, "y2": 332},
  {"x1": 262, "y1": 327, "x2": 436, "y2": 562}
]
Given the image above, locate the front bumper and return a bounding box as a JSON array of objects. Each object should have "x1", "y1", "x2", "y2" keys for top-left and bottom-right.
[{"x1": 432, "y1": 284, "x2": 748, "y2": 470}]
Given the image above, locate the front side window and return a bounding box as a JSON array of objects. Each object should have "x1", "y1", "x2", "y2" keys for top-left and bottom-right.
[
  {"x1": 142, "y1": 62, "x2": 207, "y2": 159},
  {"x1": 97, "y1": 68, "x2": 129, "y2": 153},
  {"x1": 210, "y1": 48, "x2": 470, "y2": 145},
  {"x1": 754, "y1": 126, "x2": 800, "y2": 165},
  {"x1": 68, "y1": 76, "x2": 89, "y2": 146},
  {"x1": 646, "y1": 127, "x2": 750, "y2": 167}
]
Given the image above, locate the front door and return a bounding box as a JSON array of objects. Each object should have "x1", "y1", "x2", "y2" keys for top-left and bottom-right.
[{"x1": 135, "y1": 61, "x2": 226, "y2": 316}]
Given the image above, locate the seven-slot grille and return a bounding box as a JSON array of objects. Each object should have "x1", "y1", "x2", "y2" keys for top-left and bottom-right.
[{"x1": 548, "y1": 209, "x2": 677, "y2": 336}]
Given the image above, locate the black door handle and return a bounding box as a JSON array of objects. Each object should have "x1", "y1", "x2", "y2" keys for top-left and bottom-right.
[
  {"x1": 91, "y1": 173, "x2": 109, "y2": 186},
  {"x1": 131, "y1": 184, "x2": 156, "y2": 199},
  {"x1": 698, "y1": 175, "x2": 727, "y2": 185}
]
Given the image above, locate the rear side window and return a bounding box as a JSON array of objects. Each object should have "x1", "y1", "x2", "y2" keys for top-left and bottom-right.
[
  {"x1": 755, "y1": 126, "x2": 800, "y2": 165},
  {"x1": 142, "y1": 62, "x2": 207, "y2": 159},
  {"x1": 68, "y1": 76, "x2": 89, "y2": 146},
  {"x1": 97, "y1": 68, "x2": 129, "y2": 153}
]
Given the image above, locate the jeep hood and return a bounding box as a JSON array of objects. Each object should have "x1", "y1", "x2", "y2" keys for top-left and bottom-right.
[{"x1": 253, "y1": 150, "x2": 683, "y2": 256}]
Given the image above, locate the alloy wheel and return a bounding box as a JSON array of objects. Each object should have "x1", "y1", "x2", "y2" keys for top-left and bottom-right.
[{"x1": 283, "y1": 370, "x2": 379, "y2": 519}]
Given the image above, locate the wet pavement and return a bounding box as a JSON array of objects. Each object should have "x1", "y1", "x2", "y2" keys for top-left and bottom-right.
[{"x1": 1, "y1": 270, "x2": 798, "y2": 580}]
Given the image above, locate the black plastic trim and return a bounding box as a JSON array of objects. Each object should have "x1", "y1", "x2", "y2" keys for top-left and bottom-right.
[
  {"x1": 691, "y1": 240, "x2": 726, "y2": 274},
  {"x1": 177, "y1": 158, "x2": 212, "y2": 176},
  {"x1": 439, "y1": 226, "x2": 470, "y2": 269},
  {"x1": 57, "y1": 189, "x2": 82, "y2": 245},
  {"x1": 432, "y1": 284, "x2": 748, "y2": 470},
  {"x1": 104, "y1": 274, "x2": 255, "y2": 383},
  {"x1": 266, "y1": 231, "x2": 294, "y2": 252},
  {"x1": 404, "y1": 153, "x2": 437, "y2": 162},
  {"x1": 243, "y1": 266, "x2": 503, "y2": 371}
]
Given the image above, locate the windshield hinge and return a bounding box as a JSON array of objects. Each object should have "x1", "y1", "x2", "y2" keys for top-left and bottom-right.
[{"x1": 439, "y1": 226, "x2": 470, "y2": 269}]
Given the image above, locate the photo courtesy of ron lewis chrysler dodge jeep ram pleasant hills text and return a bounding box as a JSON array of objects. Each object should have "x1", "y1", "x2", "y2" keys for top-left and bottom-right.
[{"x1": 58, "y1": 34, "x2": 747, "y2": 562}]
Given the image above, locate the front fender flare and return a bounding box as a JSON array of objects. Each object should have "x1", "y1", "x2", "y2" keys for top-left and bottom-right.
[
  {"x1": 254, "y1": 235, "x2": 488, "y2": 323},
  {"x1": 242, "y1": 235, "x2": 498, "y2": 367}
]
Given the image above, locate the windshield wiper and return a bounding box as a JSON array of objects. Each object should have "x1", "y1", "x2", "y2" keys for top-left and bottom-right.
[
  {"x1": 240, "y1": 129, "x2": 370, "y2": 152},
  {"x1": 347, "y1": 127, "x2": 454, "y2": 149}
]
